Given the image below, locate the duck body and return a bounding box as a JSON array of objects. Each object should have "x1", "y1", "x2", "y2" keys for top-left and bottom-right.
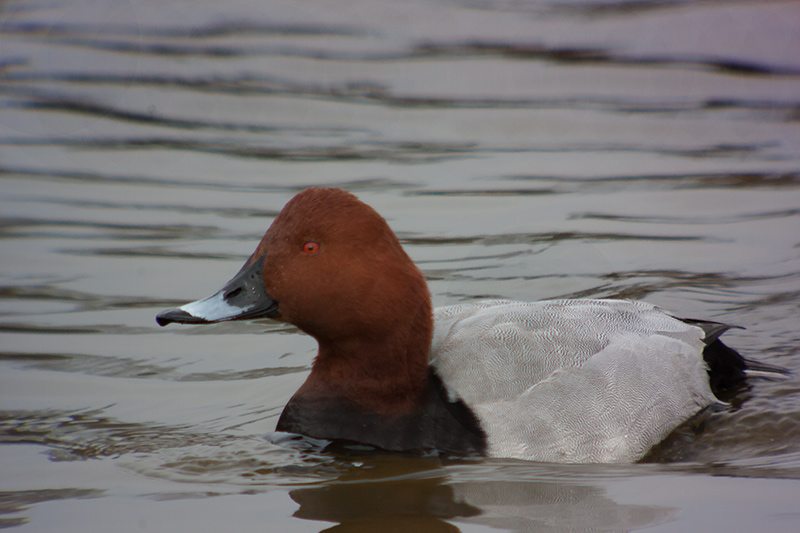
[
  {"x1": 431, "y1": 299, "x2": 723, "y2": 462},
  {"x1": 157, "y1": 187, "x2": 764, "y2": 463}
]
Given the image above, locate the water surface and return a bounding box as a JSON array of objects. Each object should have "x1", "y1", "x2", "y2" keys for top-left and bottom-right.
[{"x1": 2, "y1": 0, "x2": 800, "y2": 531}]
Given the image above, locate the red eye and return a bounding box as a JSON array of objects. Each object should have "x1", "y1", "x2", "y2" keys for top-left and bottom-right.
[{"x1": 301, "y1": 241, "x2": 320, "y2": 255}]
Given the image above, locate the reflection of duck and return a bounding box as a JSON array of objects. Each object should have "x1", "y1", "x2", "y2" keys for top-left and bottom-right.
[
  {"x1": 157, "y1": 187, "x2": 782, "y2": 463},
  {"x1": 287, "y1": 457, "x2": 675, "y2": 532},
  {"x1": 289, "y1": 457, "x2": 478, "y2": 533}
]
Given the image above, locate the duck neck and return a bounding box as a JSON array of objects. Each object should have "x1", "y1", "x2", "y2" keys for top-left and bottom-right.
[{"x1": 298, "y1": 310, "x2": 433, "y2": 415}]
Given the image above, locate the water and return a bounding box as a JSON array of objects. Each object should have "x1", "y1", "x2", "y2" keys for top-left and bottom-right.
[{"x1": 2, "y1": 0, "x2": 800, "y2": 530}]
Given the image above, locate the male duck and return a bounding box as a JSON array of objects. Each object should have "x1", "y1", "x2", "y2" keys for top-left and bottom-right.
[{"x1": 157, "y1": 187, "x2": 770, "y2": 463}]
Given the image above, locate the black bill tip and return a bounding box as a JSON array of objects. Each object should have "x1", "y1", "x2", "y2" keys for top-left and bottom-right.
[{"x1": 156, "y1": 308, "x2": 207, "y2": 327}]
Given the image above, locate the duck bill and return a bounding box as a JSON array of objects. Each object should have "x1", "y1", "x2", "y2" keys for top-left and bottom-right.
[{"x1": 156, "y1": 255, "x2": 278, "y2": 326}]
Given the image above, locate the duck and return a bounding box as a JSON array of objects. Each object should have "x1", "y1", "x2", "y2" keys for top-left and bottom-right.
[{"x1": 156, "y1": 187, "x2": 776, "y2": 463}]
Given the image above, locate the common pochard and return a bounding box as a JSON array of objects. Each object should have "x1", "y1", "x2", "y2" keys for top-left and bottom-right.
[{"x1": 157, "y1": 187, "x2": 776, "y2": 463}]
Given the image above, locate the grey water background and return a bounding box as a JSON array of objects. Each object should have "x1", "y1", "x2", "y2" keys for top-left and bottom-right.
[{"x1": 2, "y1": 0, "x2": 800, "y2": 531}]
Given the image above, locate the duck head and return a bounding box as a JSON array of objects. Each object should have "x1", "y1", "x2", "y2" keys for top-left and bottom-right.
[{"x1": 157, "y1": 187, "x2": 432, "y2": 367}]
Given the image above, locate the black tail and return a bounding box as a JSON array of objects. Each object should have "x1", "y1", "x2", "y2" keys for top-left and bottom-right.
[
  {"x1": 680, "y1": 317, "x2": 789, "y2": 398},
  {"x1": 703, "y1": 338, "x2": 747, "y2": 395}
]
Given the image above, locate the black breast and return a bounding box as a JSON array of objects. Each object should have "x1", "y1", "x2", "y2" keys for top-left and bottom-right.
[{"x1": 276, "y1": 370, "x2": 487, "y2": 456}]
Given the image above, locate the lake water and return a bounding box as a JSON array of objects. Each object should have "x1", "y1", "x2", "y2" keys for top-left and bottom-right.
[{"x1": 2, "y1": 0, "x2": 800, "y2": 531}]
